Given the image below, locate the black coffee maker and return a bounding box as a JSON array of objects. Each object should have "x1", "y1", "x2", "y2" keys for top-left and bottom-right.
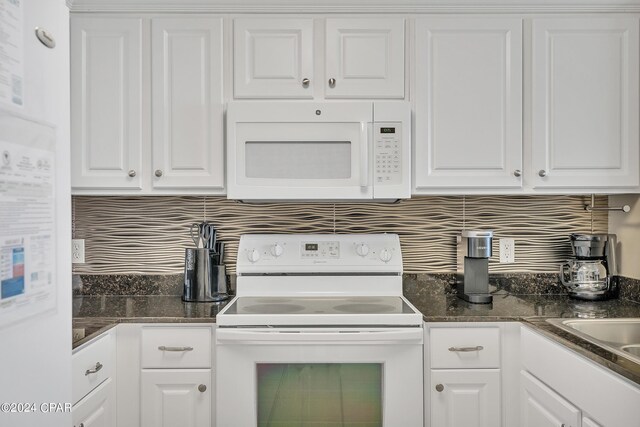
[{"x1": 560, "y1": 234, "x2": 619, "y2": 300}]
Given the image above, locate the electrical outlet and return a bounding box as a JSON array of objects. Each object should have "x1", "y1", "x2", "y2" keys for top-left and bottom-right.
[
  {"x1": 72, "y1": 239, "x2": 85, "y2": 264},
  {"x1": 499, "y1": 238, "x2": 515, "y2": 263}
]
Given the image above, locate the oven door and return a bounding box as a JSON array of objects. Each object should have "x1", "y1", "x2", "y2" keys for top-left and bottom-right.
[
  {"x1": 216, "y1": 327, "x2": 423, "y2": 427},
  {"x1": 227, "y1": 102, "x2": 373, "y2": 200}
]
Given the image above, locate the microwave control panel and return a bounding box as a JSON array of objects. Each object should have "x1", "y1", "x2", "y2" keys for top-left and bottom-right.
[{"x1": 374, "y1": 123, "x2": 402, "y2": 185}]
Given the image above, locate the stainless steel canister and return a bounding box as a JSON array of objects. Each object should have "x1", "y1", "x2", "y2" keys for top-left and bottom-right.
[{"x1": 183, "y1": 248, "x2": 228, "y2": 302}]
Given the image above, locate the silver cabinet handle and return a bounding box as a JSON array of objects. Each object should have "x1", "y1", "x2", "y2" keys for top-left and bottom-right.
[
  {"x1": 302, "y1": 78, "x2": 310, "y2": 88},
  {"x1": 538, "y1": 169, "x2": 547, "y2": 177},
  {"x1": 513, "y1": 169, "x2": 521, "y2": 177},
  {"x1": 155, "y1": 169, "x2": 163, "y2": 177},
  {"x1": 158, "y1": 346, "x2": 193, "y2": 352},
  {"x1": 198, "y1": 384, "x2": 207, "y2": 393},
  {"x1": 328, "y1": 78, "x2": 336, "y2": 88},
  {"x1": 128, "y1": 170, "x2": 136, "y2": 177},
  {"x1": 85, "y1": 362, "x2": 103, "y2": 376},
  {"x1": 435, "y1": 384, "x2": 444, "y2": 392},
  {"x1": 448, "y1": 346, "x2": 484, "y2": 352}
]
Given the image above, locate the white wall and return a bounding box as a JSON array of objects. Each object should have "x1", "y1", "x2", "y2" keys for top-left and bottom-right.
[
  {"x1": 608, "y1": 194, "x2": 640, "y2": 279},
  {"x1": 0, "y1": 1, "x2": 71, "y2": 426}
]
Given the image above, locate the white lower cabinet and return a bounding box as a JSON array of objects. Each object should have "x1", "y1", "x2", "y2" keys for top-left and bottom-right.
[
  {"x1": 431, "y1": 369, "x2": 501, "y2": 427},
  {"x1": 520, "y1": 370, "x2": 580, "y2": 427},
  {"x1": 72, "y1": 329, "x2": 117, "y2": 427},
  {"x1": 425, "y1": 323, "x2": 520, "y2": 427},
  {"x1": 141, "y1": 369, "x2": 211, "y2": 427},
  {"x1": 73, "y1": 377, "x2": 116, "y2": 427},
  {"x1": 116, "y1": 324, "x2": 216, "y2": 427},
  {"x1": 521, "y1": 325, "x2": 640, "y2": 427},
  {"x1": 582, "y1": 416, "x2": 603, "y2": 427}
]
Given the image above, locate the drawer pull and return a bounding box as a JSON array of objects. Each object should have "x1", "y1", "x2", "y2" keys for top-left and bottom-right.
[
  {"x1": 85, "y1": 362, "x2": 103, "y2": 376},
  {"x1": 158, "y1": 346, "x2": 193, "y2": 352},
  {"x1": 198, "y1": 384, "x2": 207, "y2": 393},
  {"x1": 448, "y1": 346, "x2": 484, "y2": 352}
]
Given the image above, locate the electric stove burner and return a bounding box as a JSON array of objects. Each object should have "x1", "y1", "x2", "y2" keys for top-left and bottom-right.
[
  {"x1": 242, "y1": 303, "x2": 305, "y2": 314},
  {"x1": 333, "y1": 303, "x2": 396, "y2": 314}
]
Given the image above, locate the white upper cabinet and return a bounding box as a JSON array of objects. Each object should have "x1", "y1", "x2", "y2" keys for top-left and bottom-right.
[
  {"x1": 531, "y1": 17, "x2": 640, "y2": 189},
  {"x1": 151, "y1": 17, "x2": 224, "y2": 189},
  {"x1": 233, "y1": 17, "x2": 405, "y2": 99},
  {"x1": 71, "y1": 17, "x2": 143, "y2": 190},
  {"x1": 325, "y1": 18, "x2": 405, "y2": 98},
  {"x1": 414, "y1": 18, "x2": 523, "y2": 191},
  {"x1": 233, "y1": 18, "x2": 314, "y2": 99}
]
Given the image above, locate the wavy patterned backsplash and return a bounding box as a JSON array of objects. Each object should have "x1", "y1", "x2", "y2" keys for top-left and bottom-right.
[{"x1": 71, "y1": 195, "x2": 608, "y2": 275}]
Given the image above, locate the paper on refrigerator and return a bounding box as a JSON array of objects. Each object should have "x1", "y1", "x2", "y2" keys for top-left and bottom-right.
[
  {"x1": 0, "y1": 0, "x2": 24, "y2": 106},
  {"x1": 0, "y1": 110, "x2": 56, "y2": 328}
]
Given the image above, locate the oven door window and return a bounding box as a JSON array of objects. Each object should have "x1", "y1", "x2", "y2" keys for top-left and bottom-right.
[
  {"x1": 236, "y1": 122, "x2": 367, "y2": 187},
  {"x1": 257, "y1": 363, "x2": 382, "y2": 427}
]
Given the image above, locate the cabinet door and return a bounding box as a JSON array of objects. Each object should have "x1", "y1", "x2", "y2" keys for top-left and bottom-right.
[
  {"x1": 72, "y1": 378, "x2": 116, "y2": 427},
  {"x1": 151, "y1": 17, "x2": 224, "y2": 190},
  {"x1": 141, "y1": 369, "x2": 211, "y2": 427},
  {"x1": 414, "y1": 18, "x2": 523, "y2": 190},
  {"x1": 234, "y1": 18, "x2": 314, "y2": 99},
  {"x1": 520, "y1": 371, "x2": 580, "y2": 427},
  {"x1": 532, "y1": 17, "x2": 639, "y2": 188},
  {"x1": 71, "y1": 17, "x2": 143, "y2": 190},
  {"x1": 325, "y1": 18, "x2": 404, "y2": 98},
  {"x1": 582, "y1": 416, "x2": 602, "y2": 427},
  {"x1": 431, "y1": 369, "x2": 501, "y2": 427}
]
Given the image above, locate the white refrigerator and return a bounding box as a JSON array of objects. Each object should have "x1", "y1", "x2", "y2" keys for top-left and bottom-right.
[{"x1": 0, "y1": 1, "x2": 72, "y2": 426}]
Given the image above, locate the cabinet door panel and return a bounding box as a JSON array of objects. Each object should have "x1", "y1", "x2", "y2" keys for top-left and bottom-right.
[
  {"x1": 532, "y1": 17, "x2": 639, "y2": 188},
  {"x1": 415, "y1": 18, "x2": 522, "y2": 189},
  {"x1": 72, "y1": 378, "x2": 116, "y2": 427},
  {"x1": 583, "y1": 416, "x2": 602, "y2": 427},
  {"x1": 141, "y1": 369, "x2": 211, "y2": 427},
  {"x1": 234, "y1": 19, "x2": 313, "y2": 98},
  {"x1": 520, "y1": 371, "x2": 580, "y2": 427},
  {"x1": 71, "y1": 17, "x2": 143, "y2": 190},
  {"x1": 431, "y1": 369, "x2": 501, "y2": 427},
  {"x1": 325, "y1": 18, "x2": 404, "y2": 98},
  {"x1": 151, "y1": 17, "x2": 224, "y2": 189}
]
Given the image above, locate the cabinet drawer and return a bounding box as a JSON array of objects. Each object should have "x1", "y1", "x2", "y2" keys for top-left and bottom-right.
[
  {"x1": 430, "y1": 327, "x2": 500, "y2": 369},
  {"x1": 72, "y1": 330, "x2": 114, "y2": 405},
  {"x1": 141, "y1": 326, "x2": 211, "y2": 368}
]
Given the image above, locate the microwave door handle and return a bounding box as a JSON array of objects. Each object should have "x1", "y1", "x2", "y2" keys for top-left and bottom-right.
[{"x1": 360, "y1": 122, "x2": 369, "y2": 188}]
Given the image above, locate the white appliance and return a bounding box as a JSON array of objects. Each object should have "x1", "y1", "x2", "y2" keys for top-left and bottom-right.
[
  {"x1": 0, "y1": 1, "x2": 72, "y2": 426},
  {"x1": 216, "y1": 234, "x2": 423, "y2": 427},
  {"x1": 226, "y1": 101, "x2": 411, "y2": 200}
]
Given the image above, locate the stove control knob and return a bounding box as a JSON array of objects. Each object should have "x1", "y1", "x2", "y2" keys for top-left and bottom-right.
[
  {"x1": 379, "y1": 248, "x2": 392, "y2": 263},
  {"x1": 270, "y1": 244, "x2": 284, "y2": 257},
  {"x1": 247, "y1": 249, "x2": 260, "y2": 263},
  {"x1": 355, "y1": 243, "x2": 369, "y2": 257}
]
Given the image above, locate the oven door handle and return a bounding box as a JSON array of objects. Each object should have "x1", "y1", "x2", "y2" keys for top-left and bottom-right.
[{"x1": 216, "y1": 328, "x2": 423, "y2": 344}]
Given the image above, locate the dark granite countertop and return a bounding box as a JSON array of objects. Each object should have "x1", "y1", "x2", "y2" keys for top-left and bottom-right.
[
  {"x1": 72, "y1": 289, "x2": 640, "y2": 386},
  {"x1": 72, "y1": 295, "x2": 230, "y2": 349}
]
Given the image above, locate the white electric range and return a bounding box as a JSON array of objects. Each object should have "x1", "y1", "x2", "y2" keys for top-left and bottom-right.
[{"x1": 216, "y1": 234, "x2": 424, "y2": 427}]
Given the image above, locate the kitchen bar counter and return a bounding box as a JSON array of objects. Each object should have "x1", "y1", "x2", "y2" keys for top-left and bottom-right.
[{"x1": 72, "y1": 291, "x2": 640, "y2": 385}]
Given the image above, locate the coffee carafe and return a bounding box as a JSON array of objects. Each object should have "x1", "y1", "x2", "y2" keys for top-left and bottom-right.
[{"x1": 560, "y1": 234, "x2": 619, "y2": 300}]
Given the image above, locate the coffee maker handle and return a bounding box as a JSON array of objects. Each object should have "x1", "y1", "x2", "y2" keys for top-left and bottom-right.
[{"x1": 559, "y1": 263, "x2": 571, "y2": 286}]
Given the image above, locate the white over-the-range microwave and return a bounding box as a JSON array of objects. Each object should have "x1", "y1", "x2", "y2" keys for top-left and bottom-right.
[{"x1": 226, "y1": 101, "x2": 411, "y2": 201}]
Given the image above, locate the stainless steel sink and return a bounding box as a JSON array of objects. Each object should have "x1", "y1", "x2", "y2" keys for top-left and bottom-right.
[{"x1": 546, "y1": 318, "x2": 640, "y2": 364}]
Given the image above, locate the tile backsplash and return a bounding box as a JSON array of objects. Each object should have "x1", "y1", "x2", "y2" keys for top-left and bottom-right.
[{"x1": 72, "y1": 195, "x2": 608, "y2": 275}]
